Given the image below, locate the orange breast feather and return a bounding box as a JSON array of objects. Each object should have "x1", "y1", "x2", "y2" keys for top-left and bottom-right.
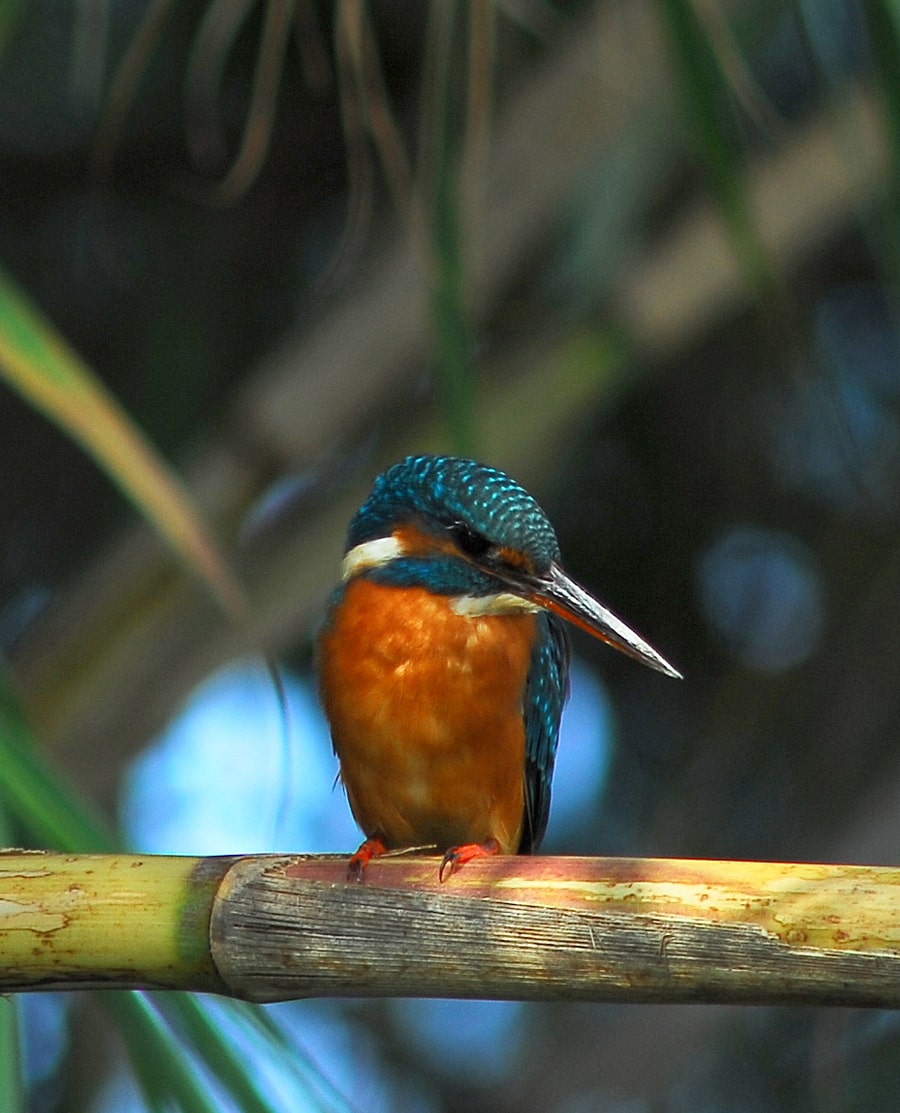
[{"x1": 319, "y1": 578, "x2": 539, "y2": 853}]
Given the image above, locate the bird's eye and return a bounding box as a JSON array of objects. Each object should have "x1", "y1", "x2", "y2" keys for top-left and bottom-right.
[{"x1": 449, "y1": 522, "x2": 495, "y2": 561}]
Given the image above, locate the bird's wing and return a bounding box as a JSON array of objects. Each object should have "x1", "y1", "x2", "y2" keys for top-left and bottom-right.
[{"x1": 520, "y1": 613, "x2": 570, "y2": 853}]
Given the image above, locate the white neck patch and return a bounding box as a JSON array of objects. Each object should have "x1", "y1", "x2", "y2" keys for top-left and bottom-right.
[
  {"x1": 341, "y1": 535, "x2": 405, "y2": 581},
  {"x1": 450, "y1": 592, "x2": 541, "y2": 617}
]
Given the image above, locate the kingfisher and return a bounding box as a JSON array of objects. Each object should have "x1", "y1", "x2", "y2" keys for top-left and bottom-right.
[{"x1": 318, "y1": 454, "x2": 680, "y2": 881}]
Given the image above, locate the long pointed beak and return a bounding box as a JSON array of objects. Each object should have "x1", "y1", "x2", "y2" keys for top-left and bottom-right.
[{"x1": 531, "y1": 563, "x2": 682, "y2": 679}]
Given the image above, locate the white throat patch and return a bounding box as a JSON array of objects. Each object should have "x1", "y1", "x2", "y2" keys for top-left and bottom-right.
[{"x1": 450, "y1": 592, "x2": 541, "y2": 617}]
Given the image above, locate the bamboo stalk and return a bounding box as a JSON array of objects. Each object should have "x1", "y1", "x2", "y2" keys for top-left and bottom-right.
[
  {"x1": 2, "y1": 852, "x2": 900, "y2": 1007},
  {"x1": 0, "y1": 851, "x2": 228, "y2": 993}
]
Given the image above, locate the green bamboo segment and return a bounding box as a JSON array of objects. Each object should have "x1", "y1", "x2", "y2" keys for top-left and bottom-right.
[{"x1": 0, "y1": 852, "x2": 231, "y2": 992}]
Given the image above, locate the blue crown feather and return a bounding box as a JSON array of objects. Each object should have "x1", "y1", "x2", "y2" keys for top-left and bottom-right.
[{"x1": 347, "y1": 455, "x2": 562, "y2": 572}]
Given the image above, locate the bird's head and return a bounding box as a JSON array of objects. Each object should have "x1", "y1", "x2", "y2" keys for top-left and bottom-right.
[{"x1": 342, "y1": 454, "x2": 680, "y2": 678}]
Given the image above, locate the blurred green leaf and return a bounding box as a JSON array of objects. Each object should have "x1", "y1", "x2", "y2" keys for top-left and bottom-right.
[
  {"x1": 152, "y1": 995, "x2": 292, "y2": 1113},
  {"x1": 196, "y1": 998, "x2": 358, "y2": 1113},
  {"x1": 425, "y1": 1, "x2": 477, "y2": 457},
  {"x1": 0, "y1": 0, "x2": 25, "y2": 51},
  {"x1": 657, "y1": 0, "x2": 772, "y2": 299},
  {"x1": 0, "y1": 997, "x2": 22, "y2": 1113},
  {"x1": 108, "y1": 992, "x2": 224, "y2": 1113},
  {"x1": 0, "y1": 665, "x2": 114, "y2": 852},
  {"x1": 0, "y1": 265, "x2": 247, "y2": 621},
  {"x1": 862, "y1": 0, "x2": 900, "y2": 274}
]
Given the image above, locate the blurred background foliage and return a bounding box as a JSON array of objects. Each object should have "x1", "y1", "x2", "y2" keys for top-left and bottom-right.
[{"x1": 2, "y1": 0, "x2": 900, "y2": 1110}]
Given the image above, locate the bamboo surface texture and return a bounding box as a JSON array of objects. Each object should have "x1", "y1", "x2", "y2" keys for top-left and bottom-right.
[{"x1": 2, "y1": 851, "x2": 900, "y2": 1006}]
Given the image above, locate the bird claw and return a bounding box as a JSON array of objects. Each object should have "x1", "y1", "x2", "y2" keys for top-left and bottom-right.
[
  {"x1": 439, "y1": 837, "x2": 500, "y2": 882},
  {"x1": 349, "y1": 835, "x2": 501, "y2": 881},
  {"x1": 347, "y1": 834, "x2": 388, "y2": 882}
]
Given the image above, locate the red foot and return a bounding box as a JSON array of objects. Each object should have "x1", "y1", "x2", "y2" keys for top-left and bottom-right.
[
  {"x1": 439, "y1": 837, "x2": 500, "y2": 882},
  {"x1": 347, "y1": 834, "x2": 388, "y2": 882}
]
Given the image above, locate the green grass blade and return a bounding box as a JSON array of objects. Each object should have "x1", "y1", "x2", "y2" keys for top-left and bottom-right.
[
  {"x1": 0, "y1": 997, "x2": 23, "y2": 1113},
  {"x1": 0, "y1": 264, "x2": 246, "y2": 620},
  {"x1": 198, "y1": 997, "x2": 362, "y2": 1113},
  {"x1": 861, "y1": 0, "x2": 900, "y2": 276},
  {"x1": 0, "y1": 664, "x2": 115, "y2": 852},
  {"x1": 0, "y1": 1, "x2": 25, "y2": 50},
  {"x1": 656, "y1": 0, "x2": 772, "y2": 299},
  {"x1": 152, "y1": 994, "x2": 287, "y2": 1113},
  {"x1": 425, "y1": 1, "x2": 477, "y2": 456},
  {"x1": 105, "y1": 993, "x2": 223, "y2": 1113}
]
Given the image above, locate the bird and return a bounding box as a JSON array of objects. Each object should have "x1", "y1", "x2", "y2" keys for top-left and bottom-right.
[{"x1": 317, "y1": 454, "x2": 680, "y2": 881}]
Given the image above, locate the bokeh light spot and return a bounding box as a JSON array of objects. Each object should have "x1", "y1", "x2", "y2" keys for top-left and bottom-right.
[
  {"x1": 121, "y1": 660, "x2": 357, "y2": 855},
  {"x1": 697, "y1": 526, "x2": 824, "y2": 671},
  {"x1": 545, "y1": 658, "x2": 614, "y2": 847}
]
